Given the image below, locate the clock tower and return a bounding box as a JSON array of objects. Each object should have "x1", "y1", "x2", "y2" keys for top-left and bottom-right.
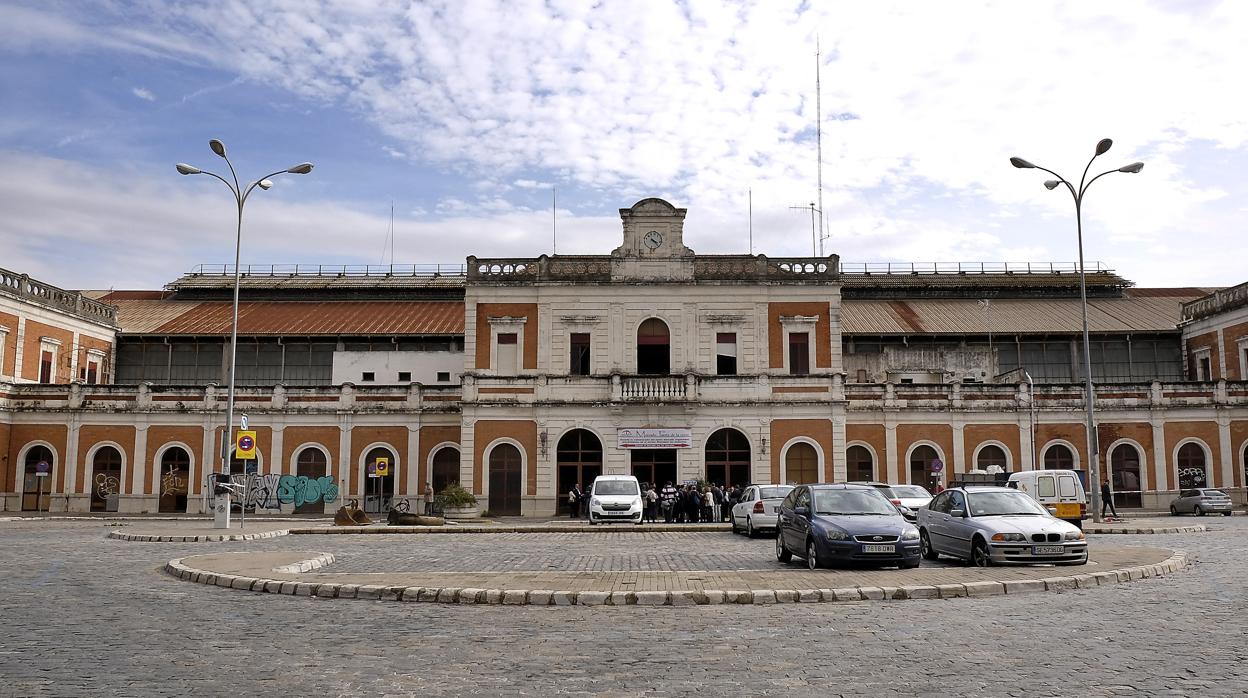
[{"x1": 610, "y1": 198, "x2": 695, "y2": 281}]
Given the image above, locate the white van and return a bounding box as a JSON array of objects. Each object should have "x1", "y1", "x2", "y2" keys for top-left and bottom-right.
[
  {"x1": 1007, "y1": 470, "x2": 1088, "y2": 527},
  {"x1": 588, "y1": 475, "x2": 643, "y2": 525}
]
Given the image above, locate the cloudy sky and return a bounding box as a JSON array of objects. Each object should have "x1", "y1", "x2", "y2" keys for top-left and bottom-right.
[{"x1": 1, "y1": 0, "x2": 1245, "y2": 290}]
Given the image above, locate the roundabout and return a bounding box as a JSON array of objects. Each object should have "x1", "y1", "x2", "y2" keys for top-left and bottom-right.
[{"x1": 162, "y1": 530, "x2": 1191, "y2": 606}]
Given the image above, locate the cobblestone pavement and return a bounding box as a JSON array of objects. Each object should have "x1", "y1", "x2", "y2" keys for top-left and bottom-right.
[{"x1": 0, "y1": 519, "x2": 1245, "y2": 697}]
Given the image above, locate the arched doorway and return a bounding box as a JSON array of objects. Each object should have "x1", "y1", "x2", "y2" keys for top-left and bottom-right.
[
  {"x1": 1109, "y1": 443, "x2": 1143, "y2": 508},
  {"x1": 294, "y1": 447, "x2": 328, "y2": 514},
  {"x1": 909, "y1": 445, "x2": 940, "y2": 488},
  {"x1": 488, "y1": 443, "x2": 523, "y2": 516},
  {"x1": 705, "y1": 428, "x2": 749, "y2": 487},
  {"x1": 1176, "y1": 442, "x2": 1208, "y2": 489},
  {"x1": 976, "y1": 444, "x2": 1008, "y2": 473},
  {"x1": 1043, "y1": 443, "x2": 1075, "y2": 470},
  {"x1": 22, "y1": 446, "x2": 55, "y2": 511},
  {"x1": 158, "y1": 447, "x2": 190, "y2": 513},
  {"x1": 637, "y1": 318, "x2": 671, "y2": 375},
  {"x1": 430, "y1": 447, "x2": 460, "y2": 495},
  {"x1": 785, "y1": 442, "x2": 820, "y2": 484},
  {"x1": 90, "y1": 446, "x2": 123, "y2": 512},
  {"x1": 846, "y1": 445, "x2": 874, "y2": 481},
  {"x1": 557, "y1": 430, "x2": 602, "y2": 515},
  {"x1": 363, "y1": 446, "x2": 397, "y2": 514}
]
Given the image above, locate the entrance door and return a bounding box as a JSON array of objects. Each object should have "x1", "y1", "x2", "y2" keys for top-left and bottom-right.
[
  {"x1": 909, "y1": 445, "x2": 939, "y2": 488},
  {"x1": 364, "y1": 447, "x2": 397, "y2": 514},
  {"x1": 294, "y1": 448, "x2": 328, "y2": 515},
  {"x1": 90, "y1": 446, "x2": 123, "y2": 512},
  {"x1": 1109, "y1": 444, "x2": 1143, "y2": 509},
  {"x1": 631, "y1": 449, "x2": 677, "y2": 488},
  {"x1": 22, "y1": 446, "x2": 54, "y2": 512},
  {"x1": 158, "y1": 447, "x2": 190, "y2": 513},
  {"x1": 705, "y1": 428, "x2": 750, "y2": 487},
  {"x1": 489, "y1": 443, "x2": 522, "y2": 516},
  {"x1": 431, "y1": 447, "x2": 460, "y2": 495},
  {"x1": 557, "y1": 430, "x2": 602, "y2": 515}
]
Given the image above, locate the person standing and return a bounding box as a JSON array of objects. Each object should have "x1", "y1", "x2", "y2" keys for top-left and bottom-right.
[
  {"x1": 568, "y1": 483, "x2": 582, "y2": 518},
  {"x1": 644, "y1": 483, "x2": 659, "y2": 523},
  {"x1": 1101, "y1": 481, "x2": 1118, "y2": 518},
  {"x1": 660, "y1": 481, "x2": 678, "y2": 523},
  {"x1": 423, "y1": 482, "x2": 434, "y2": 516}
]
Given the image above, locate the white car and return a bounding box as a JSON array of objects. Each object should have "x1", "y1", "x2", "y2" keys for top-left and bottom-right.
[
  {"x1": 588, "y1": 475, "x2": 643, "y2": 525},
  {"x1": 890, "y1": 484, "x2": 933, "y2": 516},
  {"x1": 730, "y1": 485, "x2": 794, "y2": 537}
]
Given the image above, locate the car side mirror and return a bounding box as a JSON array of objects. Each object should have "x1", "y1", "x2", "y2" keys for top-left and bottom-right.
[
  {"x1": 949, "y1": 508, "x2": 965, "y2": 518},
  {"x1": 794, "y1": 506, "x2": 810, "y2": 518}
]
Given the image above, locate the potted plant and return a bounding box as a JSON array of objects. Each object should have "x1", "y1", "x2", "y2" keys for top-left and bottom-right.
[{"x1": 437, "y1": 482, "x2": 480, "y2": 520}]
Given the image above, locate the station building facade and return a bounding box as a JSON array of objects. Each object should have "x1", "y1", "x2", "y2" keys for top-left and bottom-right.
[{"x1": 2, "y1": 198, "x2": 1246, "y2": 515}]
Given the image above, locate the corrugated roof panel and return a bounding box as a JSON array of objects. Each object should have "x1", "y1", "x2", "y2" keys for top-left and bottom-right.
[{"x1": 111, "y1": 301, "x2": 464, "y2": 336}]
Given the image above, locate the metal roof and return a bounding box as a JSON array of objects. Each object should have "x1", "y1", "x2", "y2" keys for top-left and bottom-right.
[{"x1": 104, "y1": 297, "x2": 463, "y2": 336}]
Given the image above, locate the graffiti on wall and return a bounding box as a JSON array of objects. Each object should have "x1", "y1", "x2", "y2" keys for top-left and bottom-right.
[
  {"x1": 1177, "y1": 467, "x2": 1207, "y2": 488},
  {"x1": 205, "y1": 472, "x2": 340, "y2": 510},
  {"x1": 93, "y1": 472, "x2": 121, "y2": 499}
]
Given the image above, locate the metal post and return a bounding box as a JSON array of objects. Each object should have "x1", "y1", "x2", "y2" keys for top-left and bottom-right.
[{"x1": 1074, "y1": 199, "x2": 1101, "y2": 523}]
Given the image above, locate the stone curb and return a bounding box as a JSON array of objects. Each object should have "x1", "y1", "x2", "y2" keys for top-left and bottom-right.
[
  {"x1": 1084, "y1": 525, "x2": 1207, "y2": 535},
  {"x1": 163, "y1": 549, "x2": 1194, "y2": 606},
  {"x1": 109, "y1": 529, "x2": 290, "y2": 543},
  {"x1": 288, "y1": 524, "x2": 732, "y2": 535}
]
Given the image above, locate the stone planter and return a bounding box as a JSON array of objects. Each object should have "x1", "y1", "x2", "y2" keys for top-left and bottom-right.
[{"x1": 442, "y1": 505, "x2": 481, "y2": 521}]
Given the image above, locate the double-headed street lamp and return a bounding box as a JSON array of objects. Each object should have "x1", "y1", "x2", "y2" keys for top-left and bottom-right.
[
  {"x1": 177, "y1": 139, "x2": 313, "y2": 529},
  {"x1": 1010, "y1": 138, "x2": 1143, "y2": 523}
]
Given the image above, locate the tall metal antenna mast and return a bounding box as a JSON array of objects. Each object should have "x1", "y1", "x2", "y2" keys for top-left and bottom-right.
[
  {"x1": 389, "y1": 201, "x2": 395, "y2": 265},
  {"x1": 748, "y1": 187, "x2": 753, "y2": 255},
  {"x1": 816, "y1": 36, "x2": 825, "y2": 257},
  {"x1": 552, "y1": 187, "x2": 557, "y2": 255}
]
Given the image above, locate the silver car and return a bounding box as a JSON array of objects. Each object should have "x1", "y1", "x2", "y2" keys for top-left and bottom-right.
[
  {"x1": 917, "y1": 486, "x2": 1088, "y2": 566},
  {"x1": 1169, "y1": 488, "x2": 1234, "y2": 516},
  {"x1": 731, "y1": 485, "x2": 794, "y2": 537}
]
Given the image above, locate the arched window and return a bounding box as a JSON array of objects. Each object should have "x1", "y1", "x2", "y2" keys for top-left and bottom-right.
[
  {"x1": 556, "y1": 430, "x2": 602, "y2": 514},
  {"x1": 488, "y1": 443, "x2": 522, "y2": 516},
  {"x1": 1109, "y1": 444, "x2": 1142, "y2": 508},
  {"x1": 909, "y1": 445, "x2": 939, "y2": 486},
  {"x1": 364, "y1": 446, "x2": 397, "y2": 514},
  {"x1": 158, "y1": 447, "x2": 190, "y2": 513},
  {"x1": 294, "y1": 448, "x2": 328, "y2": 514},
  {"x1": 90, "y1": 446, "x2": 123, "y2": 513},
  {"x1": 1043, "y1": 444, "x2": 1074, "y2": 470},
  {"x1": 636, "y1": 318, "x2": 671, "y2": 375},
  {"x1": 705, "y1": 428, "x2": 750, "y2": 487},
  {"x1": 1177, "y1": 442, "x2": 1207, "y2": 489},
  {"x1": 846, "y1": 445, "x2": 874, "y2": 481},
  {"x1": 431, "y1": 447, "x2": 460, "y2": 495},
  {"x1": 22, "y1": 446, "x2": 55, "y2": 512},
  {"x1": 785, "y1": 442, "x2": 819, "y2": 485},
  {"x1": 976, "y1": 444, "x2": 1008, "y2": 473}
]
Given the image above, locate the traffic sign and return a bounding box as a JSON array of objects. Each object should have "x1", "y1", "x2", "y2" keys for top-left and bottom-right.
[
  {"x1": 373, "y1": 457, "x2": 390, "y2": 477},
  {"x1": 35, "y1": 460, "x2": 51, "y2": 474},
  {"x1": 235, "y1": 430, "x2": 257, "y2": 460},
  {"x1": 930, "y1": 458, "x2": 944, "y2": 473}
]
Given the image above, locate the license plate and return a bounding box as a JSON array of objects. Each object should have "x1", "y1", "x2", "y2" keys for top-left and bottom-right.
[
  {"x1": 605, "y1": 511, "x2": 630, "y2": 516},
  {"x1": 862, "y1": 544, "x2": 895, "y2": 553},
  {"x1": 1055, "y1": 503, "x2": 1081, "y2": 518},
  {"x1": 1032, "y1": 545, "x2": 1064, "y2": 555}
]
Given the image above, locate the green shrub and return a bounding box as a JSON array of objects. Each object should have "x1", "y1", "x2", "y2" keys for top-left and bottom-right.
[{"x1": 437, "y1": 482, "x2": 478, "y2": 508}]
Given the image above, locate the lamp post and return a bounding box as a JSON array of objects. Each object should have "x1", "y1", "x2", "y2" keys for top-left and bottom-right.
[
  {"x1": 177, "y1": 140, "x2": 313, "y2": 529},
  {"x1": 1010, "y1": 139, "x2": 1143, "y2": 523}
]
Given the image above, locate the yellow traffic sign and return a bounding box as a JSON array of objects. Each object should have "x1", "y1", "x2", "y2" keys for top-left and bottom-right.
[
  {"x1": 235, "y1": 430, "x2": 257, "y2": 460},
  {"x1": 372, "y1": 456, "x2": 390, "y2": 477}
]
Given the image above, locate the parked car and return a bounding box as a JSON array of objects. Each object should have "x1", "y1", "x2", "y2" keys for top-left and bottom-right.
[
  {"x1": 917, "y1": 486, "x2": 1088, "y2": 567},
  {"x1": 846, "y1": 480, "x2": 923, "y2": 521},
  {"x1": 775, "y1": 484, "x2": 922, "y2": 570},
  {"x1": 1006, "y1": 470, "x2": 1087, "y2": 527},
  {"x1": 730, "y1": 484, "x2": 794, "y2": 537},
  {"x1": 587, "y1": 475, "x2": 643, "y2": 525},
  {"x1": 890, "y1": 484, "x2": 933, "y2": 517},
  {"x1": 1169, "y1": 488, "x2": 1234, "y2": 516}
]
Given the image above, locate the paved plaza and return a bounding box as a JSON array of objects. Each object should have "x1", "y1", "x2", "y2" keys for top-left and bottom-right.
[{"x1": 1, "y1": 518, "x2": 1246, "y2": 696}]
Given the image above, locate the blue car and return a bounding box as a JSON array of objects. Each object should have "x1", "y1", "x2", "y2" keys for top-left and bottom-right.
[{"x1": 776, "y1": 484, "x2": 922, "y2": 570}]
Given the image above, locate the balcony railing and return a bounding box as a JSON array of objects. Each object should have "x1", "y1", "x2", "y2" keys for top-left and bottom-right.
[
  {"x1": 619, "y1": 375, "x2": 691, "y2": 400},
  {"x1": 1182, "y1": 280, "x2": 1248, "y2": 322},
  {"x1": 0, "y1": 267, "x2": 118, "y2": 326}
]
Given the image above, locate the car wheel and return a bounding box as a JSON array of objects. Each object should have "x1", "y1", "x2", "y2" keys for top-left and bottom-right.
[
  {"x1": 1196, "y1": 507, "x2": 1206, "y2": 517},
  {"x1": 746, "y1": 517, "x2": 757, "y2": 539},
  {"x1": 806, "y1": 540, "x2": 821, "y2": 570},
  {"x1": 971, "y1": 538, "x2": 992, "y2": 567},
  {"x1": 776, "y1": 532, "x2": 792, "y2": 563},
  {"x1": 1170, "y1": 505, "x2": 1178, "y2": 516},
  {"x1": 1225, "y1": 512, "x2": 1234, "y2": 517},
  {"x1": 920, "y1": 529, "x2": 939, "y2": 561},
  {"x1": 730, "y1": 516, "x2": 739, "y2": 534},
  {"x1": 588, "y1": 517, "x2": 597, "y2": 526}
]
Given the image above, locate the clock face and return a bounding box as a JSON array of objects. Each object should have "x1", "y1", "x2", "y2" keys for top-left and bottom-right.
[{"x1": 643, "y1": 231, "x2": 664, "y2": 249}]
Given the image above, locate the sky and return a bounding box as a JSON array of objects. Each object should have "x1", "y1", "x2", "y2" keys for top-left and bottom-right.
[{"x1": 1, "y1": 0, "x2": 1245, "y2": 290}]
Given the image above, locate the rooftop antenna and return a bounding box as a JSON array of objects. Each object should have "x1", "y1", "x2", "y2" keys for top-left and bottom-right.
[
  {"x1": 748, "y1": 187, "x2": 753, "y2": 255},
  {"x1": 789, "y1": 202, "x2": 819, "y2": 256},
  {"x1": 379, "y1": 200, "x2": 395, "y2": 266},
  {"x1": 552, "y1": 187, "x2": 557, "y2": 255},
  {"x1": 816, "y1": 36, "x2": 826, "y2": 257}
]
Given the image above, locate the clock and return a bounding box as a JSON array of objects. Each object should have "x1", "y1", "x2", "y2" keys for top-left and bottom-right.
[{"x1": 643, "y1": 231, "x2": 664, "y2": 249}]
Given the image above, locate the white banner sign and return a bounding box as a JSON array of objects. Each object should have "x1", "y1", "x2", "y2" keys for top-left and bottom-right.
[{"x1": 617, "y1": 428, "x2": 693, "y2": 449}]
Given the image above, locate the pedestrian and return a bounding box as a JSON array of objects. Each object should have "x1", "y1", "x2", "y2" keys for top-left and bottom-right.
[
  {"x1": 702, "y1": 485, "x2": 715, "y2": 523},
  {"x1": 710, "y1": 483, "x2": 724, "y2": 521},
  {"x1": 1101, "y1": 481, "x2": 1118, "y2": 518},
  {"x1": 644, "y1": 482, "x2": 659, "y2": 523},
  {"x1": 423, "y1": 482, "x2": 434, "y2": 516},
  {"x1": 660, "y1": 481, "x2": 678, "y2": 523},
  {"x1": 688, "y1": 486, "x2": 703, "y2": 523},
  {"x1": 568, "y1": 482, "x2": 582, "y2": 518},
  {"x1": 580, "y1": 481, "x2": 592, "y2": 519}
]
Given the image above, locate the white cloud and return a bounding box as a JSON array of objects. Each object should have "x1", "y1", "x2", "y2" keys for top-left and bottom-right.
[{"x1": 131, "y1": 86, "x2": 155, "y2": 101}]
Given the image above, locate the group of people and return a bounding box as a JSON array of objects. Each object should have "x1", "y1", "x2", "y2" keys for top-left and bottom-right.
[{"x1": 566, "y1": 480, "x2": 750, "y2": 523}]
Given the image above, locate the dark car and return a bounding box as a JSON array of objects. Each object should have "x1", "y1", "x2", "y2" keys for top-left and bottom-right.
[{"x1": 775, "y1": 484, "x2": 922, "y2": 570}]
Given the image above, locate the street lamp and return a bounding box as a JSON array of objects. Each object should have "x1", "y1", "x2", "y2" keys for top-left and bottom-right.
[
  {"x1": 1010, "y1": 138, "x2": 1143, "y2": 523},
  {"x1": 177, "y1": 140, "x2": 313, "y2": 529}
]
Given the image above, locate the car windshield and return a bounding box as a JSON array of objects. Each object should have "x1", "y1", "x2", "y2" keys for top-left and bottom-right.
[
  {"x1": 759, "y1": 486, "x2": 793, "y2": 500},
  {"x1": 891, "y1": 485, "x2": 931, "y2": 498},
  {"x1": 813, "y1": 489, "x2": 897, "y2": 516},
  {"x1": 966, "y1": 491, "x2": 1048, "y2": 517},
  {"x1": 594, "y1": 481, "x2": 638, "y2": 496},
  {"x1": 1201, "y1": 489, "x2": 1228, "y2": 497}
]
